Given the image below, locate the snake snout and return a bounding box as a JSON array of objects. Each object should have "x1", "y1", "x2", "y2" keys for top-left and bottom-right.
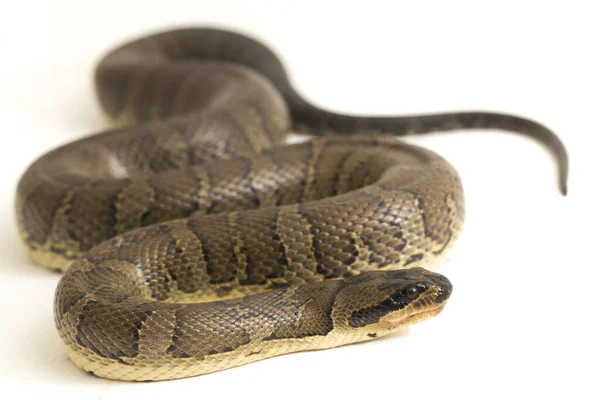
[{"x1": 424, "y1": 272, "x2": 452, "y2": 304}]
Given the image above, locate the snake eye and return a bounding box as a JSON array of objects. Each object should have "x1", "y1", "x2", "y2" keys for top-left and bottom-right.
[{"x1": 406, "y1": 286, "x2": 419, "y2": 299}]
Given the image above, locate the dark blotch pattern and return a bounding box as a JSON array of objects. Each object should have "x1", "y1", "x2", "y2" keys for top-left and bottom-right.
[{"x1": 348, "y1": 281, "x2": 429, "y2": 328}]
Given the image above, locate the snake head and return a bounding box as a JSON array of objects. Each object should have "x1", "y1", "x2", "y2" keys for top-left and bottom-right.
[{"x1": 334, "y1": 268, "x2": 452, "y2": 336}]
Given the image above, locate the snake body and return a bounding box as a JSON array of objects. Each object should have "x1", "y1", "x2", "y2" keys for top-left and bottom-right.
[{"x1": 16, "y1": 28, "x2": 568, "y2": 381}]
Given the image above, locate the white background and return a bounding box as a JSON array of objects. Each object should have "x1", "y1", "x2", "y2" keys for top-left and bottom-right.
[{"x1": 1, "y1": 1, "x2": 598, "y2": 399}]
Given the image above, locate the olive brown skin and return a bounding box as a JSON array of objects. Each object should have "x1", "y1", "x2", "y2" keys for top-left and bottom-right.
[{"x1": 16, "y1": 28, "x2": 567, "y2": 381}]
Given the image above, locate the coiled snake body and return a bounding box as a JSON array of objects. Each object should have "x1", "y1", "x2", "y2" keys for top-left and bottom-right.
[{"x1": 16, "y1": 28, "x2": 568, "y2": 381}]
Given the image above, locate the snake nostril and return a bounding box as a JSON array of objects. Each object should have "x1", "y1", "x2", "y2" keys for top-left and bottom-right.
[{"x1": 426, "y1": 273, "x2": 452, "y2": 303}]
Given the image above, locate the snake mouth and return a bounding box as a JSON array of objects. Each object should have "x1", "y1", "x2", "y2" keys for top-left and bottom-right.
[
  {"x1": 407, "y1": 303, "x2": 446, "y2": 322},
  {"x1": 385, "y1": 301, "x2": 447, "y2": 328},
  {"x1": 396, "y1": 272, "x2": 452, "y2": 326}
]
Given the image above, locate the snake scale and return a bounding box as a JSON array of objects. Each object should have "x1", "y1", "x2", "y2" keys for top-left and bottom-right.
[{"x1": 15, "y1": 28, "x2": 568, "y2": 381}]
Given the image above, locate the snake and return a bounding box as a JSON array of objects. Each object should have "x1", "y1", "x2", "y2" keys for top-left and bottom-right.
[{"x1": 15, "y1": 28, "x2": 568, "y2": 381}]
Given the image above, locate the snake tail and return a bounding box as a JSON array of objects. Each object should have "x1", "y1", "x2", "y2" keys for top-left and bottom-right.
[{"x1": 98, "y1": 28, "x2": 568, "y2": 194}]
